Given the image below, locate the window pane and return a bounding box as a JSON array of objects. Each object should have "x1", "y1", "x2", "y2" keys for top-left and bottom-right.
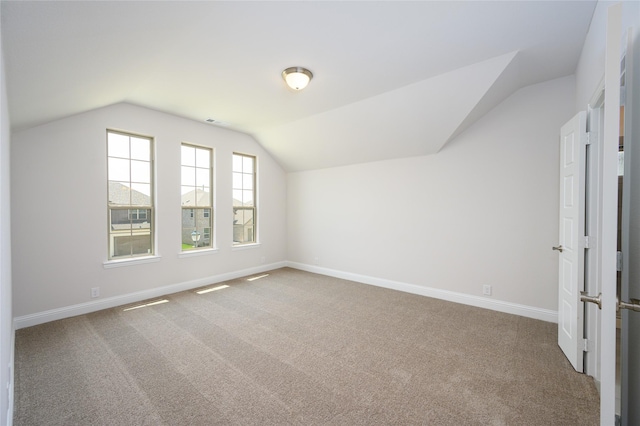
[
  {"x1": 108, "y1": 131, "x2": 154, "y2": 260},
  {"x1": 196, "y1": 148, "x2": 210, "y2": 168},
  {"x1": 196, "y1": 168, "x2": 209, "y2": 188},
  {"x1": 181, "y1": 145, "x2": 195, "y2": 166},
  {"x1": 130, "y1": 183, "x2": 151, "y2": 205},
  {"x1": 110, "y1": 209, "x2": 131, "y2": 229},
  {"x1": 183, "y1": 145, "x2": 213, "y2": 251},
  {"x1": 195, "y1": 208, "x2": 209, "y2": 221},
  {"x1": 108, "y1": 157, "x2": 130, "y2": 182},
  {"x1": 130, "y1": 137, "x2": 150, "y2": 161},
  {"x1": 233, "y1": 190, "x2": 243, "y2": 206},
  {"x1": 130, "y1": 160, "x2": 150, "y2": 184},
  {"x1": 128, "y1": 208, "x2": 151, "y2": 222},
  {"x1": 108, "y1": 133, "x2": 129, "y2": 158},
  {"x1": 233, "y1": 212, "x2": 243, "y2": 242},
  {"x1": 110, "y1": 208, "x2": 153, "y2": 257},
  {"x1": 182, "y1": 209, "x2": 195, "y2": 227},
  {"x1": 197, "y1": 188, "x2": 211, "y2": 207},
  {"x1": 141, "y1": 209, "x2": 152, "y2": 223},
  {"x1": 109, "y1": 182, "x2": 131, "y2": 205},
  {"x1": 181, "y1": 185, "x2": 195, "y2": 196},
  {"x1": 232, "y1": 153, "x2": 256, "y2": 245},
  {"x1": 232, "y1": 154, "x2": 242, "y2": 172},
  {"x1": 182, "y1": 166, "x2": 196, "y2": 186},
  {"x1": 232, "y1": 172, "x2": 242, "y2": 189},
  {"x1": 181, "y1": 187, "x2": 196, "y2": 206},
  {"x1": 243, "y1": 156, "x2": 254, "y2": 173},
  {"x1": 243, "y1": 174, "x2": 253, "y2": 190},
  {"x1": 233, "y1": 208, "x2": 254, "y2": 244},
  {"x1": 114, "y1": 236, "x2": 132, "y2": 257},
  {"x1": 243, "y1": 190, "x2": 253, "y2": 206},
  {"x1": 131, "y1": 234, "x2": 152, "y2": 255},
  {"x1": 182, "y1": 208, "x2": 211, "y2": 249}
]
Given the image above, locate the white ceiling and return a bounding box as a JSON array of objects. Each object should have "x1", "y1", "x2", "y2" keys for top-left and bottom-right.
[{"x1": 1, "y1": 1, "x2": 597, "y2": 171}]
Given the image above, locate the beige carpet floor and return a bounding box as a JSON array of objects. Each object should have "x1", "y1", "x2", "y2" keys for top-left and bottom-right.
[{"x1": 14, "y1": 267, "x2": 599, "y2": 425}]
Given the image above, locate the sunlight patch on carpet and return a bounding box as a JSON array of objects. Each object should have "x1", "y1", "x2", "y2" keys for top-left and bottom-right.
[
  {"x1": 247, "y1": 274, "x2": 269, "y2": 282},
  {"x1": 196, "y1": 285, "x2": 229, "y2": 294},
  {"x1": 123, "y1": 299, "x2": 169, "y2": 311}
]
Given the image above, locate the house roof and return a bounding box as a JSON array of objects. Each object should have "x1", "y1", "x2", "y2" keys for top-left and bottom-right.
[
  {"x1": 181, "y1": 188, "x2": 211, "y2": 207},
  {"x1": 1, "y1": 1, "x2": 597, "y2": 171},
  {"x1": 109, "y1": 182, "x2": 151, "y2": 206}
]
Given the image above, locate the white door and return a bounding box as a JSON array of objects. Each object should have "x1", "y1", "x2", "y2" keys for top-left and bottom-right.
[
  {"x1": 599, "y1": 4, "x2": 623, "y2": 424},
  {"x1": 557, "y1": 111, "x2": 587, "y2": 372},
  {"x1": 555, "y1": 7, "x2": 623, "y2": 423},
  {"x1": 620, "y1": 23, "x2": 640, "y2": 426}
]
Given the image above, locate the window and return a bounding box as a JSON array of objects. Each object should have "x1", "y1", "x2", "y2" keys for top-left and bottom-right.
[
  {"x1": 107, "y1": 130, "x2": 154, "y2": 259},
  {"x1": 232, "y1": 153, "x2": 256, "y2": 245},
  {"x1": 181, "y1": 144, "x2": 213, "y2": 250},
  {"x1": 128, "y1": 209, "x2": 147, "y2": 221}
]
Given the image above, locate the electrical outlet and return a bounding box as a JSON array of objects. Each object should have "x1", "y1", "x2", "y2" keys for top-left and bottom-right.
[
  {"x1": 91, "y1": 287, "x2": 100, "y2": 298},
  {"x1": 261, "y1": 256, "x2": 266, "y2": 264},
  {"x1": 314, "y1": 257, "x2": 319, "y2": 265},
  {"x1": 483, "y1": 285, "x2": 492, "y2": 296}
]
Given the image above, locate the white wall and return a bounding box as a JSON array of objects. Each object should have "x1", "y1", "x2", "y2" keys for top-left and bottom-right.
[
  {"x1": 287, "y1": 76, "x2": 575, "y2": 314},
  {"x1": 11, "y1": 103, "x2": 287, "y2": 318},
  {"x1": 575, "y1": 1, "x2": 615, "y2": 110},
  {"x1": 1, "y1": 35, "x2": 13, "y2": 426},
  {"x1": 576, "y1": 1, "x2": 640, "y2": 110}
]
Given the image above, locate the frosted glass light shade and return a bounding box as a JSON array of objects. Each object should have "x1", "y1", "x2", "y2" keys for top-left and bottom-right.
[{"x1": 282, "y1": 67, "x2": 313, "y2": 91}]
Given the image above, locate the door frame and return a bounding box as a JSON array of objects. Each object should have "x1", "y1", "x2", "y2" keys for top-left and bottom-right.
[
  {"x1": 598, "y1": 3, "x2": 623, "y2": 424},
  {"x1": 584, "y1": 83, "x2": 604, "y2": 383},
  {"x1": 620, "y1": 21, "x2": 640, "y2": 426},
  {"x1": 579, "y1": 5, "x2": 621, "y2": 424}
]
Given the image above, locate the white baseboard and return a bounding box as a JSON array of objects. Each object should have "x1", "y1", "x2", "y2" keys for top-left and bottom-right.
[
  {"x1": 6, "y1": 326, "x2": 14, "y2": 426},
  {"x1": 13, "y1": 261, "x2": 287, "y2": 329},
  {"x1": 286, "y1": 262, "x2": 558, "y2": 323},
  {"x1": 13, "y1": 260, "x2": 557, "y2": 329}
]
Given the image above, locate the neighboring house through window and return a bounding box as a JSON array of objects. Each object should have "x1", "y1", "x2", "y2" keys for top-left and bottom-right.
[
  {"x1": 232, "y1": 153, "x2": 256, "y2": 245},
  {"x1": 107, "y1": 130, "x2": 154, "y2": 259},
  {"x1": 181, "y1": 144, "x2": 213, "y2": 250}
]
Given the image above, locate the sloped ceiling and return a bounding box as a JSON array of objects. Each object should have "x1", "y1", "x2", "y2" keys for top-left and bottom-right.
[{"x1": 1, "y1": 1, "x2": 596, "y2": 171}]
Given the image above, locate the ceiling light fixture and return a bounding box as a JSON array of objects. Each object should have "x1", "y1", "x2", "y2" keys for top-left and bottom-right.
[{"x1": 282, "y1": 66, "x2": 313, "y2": 91}]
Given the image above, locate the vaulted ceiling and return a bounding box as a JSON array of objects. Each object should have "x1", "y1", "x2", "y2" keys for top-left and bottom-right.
[{"x1": 1, "y1": 1, "x2": 597, "y2": 171}]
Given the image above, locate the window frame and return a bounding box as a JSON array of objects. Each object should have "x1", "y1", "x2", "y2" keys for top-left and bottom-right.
[
  {"x1": 106, "y1": 129, "x2": 155, "y2": 261},
  {"x1": 181, "y1": 143, "x2": 214, "y2": 252},
  {"x1": 232, "y1": 152, "x2": 257, "y2": 246}
]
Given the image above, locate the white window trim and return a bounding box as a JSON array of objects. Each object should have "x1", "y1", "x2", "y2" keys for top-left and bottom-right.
[
  {"x1": 232, "y1": 152, "x2": 257, "y2": 245},
  {"x1": 107, "y1": 129, "x2": 155, "y2": 260},
  {"x1": 231, "y1": 242, "x2": 262, "y2": 251},
  {"x1": 103, "y1": 255, "x2": 161, "y2": 269},
  {"x1": 178, "y1": 248, "x2": 219, "y2": 259},
  {"x1": 181, "y1": 143, "x2": 214, "y2": 252}
]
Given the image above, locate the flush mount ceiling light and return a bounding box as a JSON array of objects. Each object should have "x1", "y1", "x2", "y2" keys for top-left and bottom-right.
[{"x1": 282, "y1": 67, "x2": 313, "y2": 91}]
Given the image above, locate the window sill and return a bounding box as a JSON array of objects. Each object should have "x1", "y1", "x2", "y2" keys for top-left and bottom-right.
[
  {"x1": 231, "y1": 243, "x2": 261, "y2": 251},
  {"x1": 103, "y1": 255, "x2": 161, "y2": 269},
  {"x1": 178, "y1": 248, "x2": 219, "y2": 258}
]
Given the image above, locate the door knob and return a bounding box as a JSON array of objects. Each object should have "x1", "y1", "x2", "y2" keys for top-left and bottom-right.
[
  {"x1": 580, "y1": 291, "x2": 602, "y2": 309},
  {"x1": 618, "y1": 297, "x2": 640, "y2": 312},
  {"x1": 552, "y1": 245, "x2": 564, "y2": 252}
]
